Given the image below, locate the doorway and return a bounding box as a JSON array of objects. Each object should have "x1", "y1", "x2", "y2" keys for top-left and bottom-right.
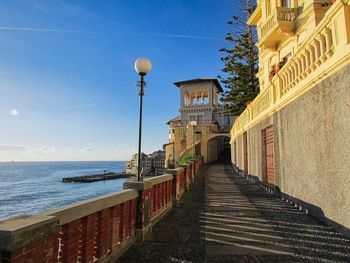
[
  {"x1": 262, "y1": 126, "x2": 275, "y2": 185},
  {"x1": 243, "y1": 132, "x2": 248, "y2": 175}
]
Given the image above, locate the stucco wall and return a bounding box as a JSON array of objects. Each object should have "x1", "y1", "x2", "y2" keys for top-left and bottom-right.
[
  {"x1": 231, "y1": 63, "x2": 350, "y2": 233},
  {"x1": 234, "y1": 135, "x2": 243, "y2": 168},
  {"x1": 275, "y1": 63, "x2": 350, "y2": 231},
  {"x1": 207, "y1": 139, "x2": 218, "y2": 163}
]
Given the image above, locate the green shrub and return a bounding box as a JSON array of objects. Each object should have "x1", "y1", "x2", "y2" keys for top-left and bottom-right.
[
  {"x1": 179, "y1": 155, "x2": 192, "y2": 165},
  {"x1": 179, "y1": 154, "x2": 201, "y2": 165}
]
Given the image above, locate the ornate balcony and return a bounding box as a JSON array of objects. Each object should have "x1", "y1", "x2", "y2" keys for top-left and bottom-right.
[
  {"x1": 231, "y1": 0, "x2": 350, "y2": 141},
  {"x1": 258, "y1": 7, "x2": 298, "y2": 49}
]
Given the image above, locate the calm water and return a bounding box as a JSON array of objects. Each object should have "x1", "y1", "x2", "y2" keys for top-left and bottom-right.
[{"x1": 0, "y1": 161, "x2": 127, "y2": 220}]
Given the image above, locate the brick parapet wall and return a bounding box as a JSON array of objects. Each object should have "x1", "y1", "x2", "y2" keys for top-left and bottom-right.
[
  {"x1": 2, "y1": 231, "x2": 59, "y2": 263},
  {"x1": 178, "y1": 165, "x2": 191, "y2": 191},
  {"x1": 165, "y1": 168, "x2": 185, "y2": 205},
  {"x1": 123, "y1": 174, "x2": 174, "y2": 240},
  {"x1": 0, "y1": 157, "x2": 204, "y2": 262},
  {"x1": 0, "y1": 190, "x2": 138, "y2": 263}
]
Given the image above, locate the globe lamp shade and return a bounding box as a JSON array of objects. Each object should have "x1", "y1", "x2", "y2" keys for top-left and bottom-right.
[{"x1": 135, "y1": 58, "x2": 152, "y2": 75}]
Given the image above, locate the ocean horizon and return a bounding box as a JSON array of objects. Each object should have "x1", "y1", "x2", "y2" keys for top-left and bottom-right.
[{"x1": 0, "y1": 161, "x2": 127, "y2": 221}]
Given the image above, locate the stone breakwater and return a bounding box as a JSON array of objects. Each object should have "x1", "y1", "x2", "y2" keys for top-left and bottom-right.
[{"x1": 62, "y1": 172, "x2": 131, "y2": 183}]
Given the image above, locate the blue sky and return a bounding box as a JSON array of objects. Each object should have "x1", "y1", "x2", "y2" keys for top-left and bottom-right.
[{"x1": 0, "y1": 0, "x2": 235, "y2": 161}]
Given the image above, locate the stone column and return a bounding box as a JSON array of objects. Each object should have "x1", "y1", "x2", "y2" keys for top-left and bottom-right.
[
  {"x1": 308, "y1": 46, "x2": 316, "y2": 70},
  {"x1": 313, "y1": 40, "x2": 321, "y2": 66},
  {"x1": 123, "y1": 180, "x2": 153, "y2": 241},
  {"x1": 305, "y1": 50, "x2": 311, "y2": 73},
  {"x1": 300, "y1": 54, "x2": 306, "y2": 78},
  {"x1": 209, "y1": 84, "x2": 213, "y2": 107},
  {"x1": 179, "y1": 164, "x2": 191, "y2": 191},
  {"x1": 180, "y1": 87, "x2": 185, "y2": 109},
  {"x1": 165, "y1": 167, "x2": 185, "y2": 206},
  {"x1": 123, "y1": 175, "x2": 174, "y2": 241},
  {"x1": 297, "y1": 58, "x2": 303, "y2": 80},
  {"x1": 286, "y1": 70, "x2": 290, "y2": 87},
  {"x1": 317, "y1": 34, "x2": 327, "y2": 63},
  {"x1": 291, "y1": 64, "x2": 296, "y2": 83},
  {"x1": 323, "y1": 27, "x2": 333, "y2": 57}
]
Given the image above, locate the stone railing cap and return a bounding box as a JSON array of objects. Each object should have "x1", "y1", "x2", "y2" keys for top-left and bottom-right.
[
  {"x1": 44, "y1": 189, "x2": 138, "y2": 225},
  {"x1": 124, "y1": 174, "x2": 173, "y2": 191},
  {"x1": 124, "y1": 180, "x2": 153, "y2": 191},
  {"x1": 164, "y1": 167, "x2": 184, "y2": 175},
  {"x1": 146, "y1": 174, "x2": 173, "y2": 186},
  {"x1": 0, "y1": 215, "x2": 59, "y2": 251}
]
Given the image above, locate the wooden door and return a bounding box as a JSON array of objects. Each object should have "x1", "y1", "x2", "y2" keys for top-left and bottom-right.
[
  {"x1": 243, "y1": 132, "x2": 248, "y2": 175},
  {"x1": 234, "y1": 142, "x2": 237, "y2": 165},
  {"x1": 262, "y1": 126, "x2": 275, "y2": 185}
]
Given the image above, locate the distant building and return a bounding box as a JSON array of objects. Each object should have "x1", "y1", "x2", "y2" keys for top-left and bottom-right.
[
  {"x1": 147, "y1": 150, "x2": 165, "y2": 174},
  {"x1": 164, "y1": 78, "x2": 235, "y2": 166},
  {"x1": 125, "y1": 150, "x2": 165, "y2": 175},
  {"x1": 125, "y1": 152, "x2": 148, "y2": 174}
]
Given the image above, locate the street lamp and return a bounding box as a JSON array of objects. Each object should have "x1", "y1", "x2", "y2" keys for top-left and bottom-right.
[
  {"x1": 190, "y1": 120, "x2": 197, "y2": 158},
  {"x1": 134, "y1": 57, "x2": 152, "y2": 181}
]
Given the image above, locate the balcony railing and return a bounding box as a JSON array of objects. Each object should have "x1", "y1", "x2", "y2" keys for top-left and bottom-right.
[
  {"x1": 172, "y1": 120, "x2": 216, "y2": 127},
  {"x1": 180, "y1": 104, "x2": 216, "y2": 113},
  {"x1": 218, "y1": 126, "x2": 231, "y2": 133},
  {"x1": 277, "y1": 7, "x2": 298, "y2": 21},
  {"x1": 231, "y1": 0, "x2": 350, "y2": 141},
  {"x1": 258, "y1": 7, "x2": 298, "y2": 47}
]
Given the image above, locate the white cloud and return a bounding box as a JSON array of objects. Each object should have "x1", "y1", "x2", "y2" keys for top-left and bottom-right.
[
  {"x1": 67, "y1": 147, "x2": 76, "y2": 152},
  {"x1": 79, "y1": 147, "x2": 93, "y2": 152},
  {"x1": 0, "y1": 26, "x2": 92, "y2": 34},
  {"x1": 9, "y1": 109, "x2": 19, "y2": 116},
  {"x1": 26, "y1": 146, "x2": 57, "y2": 155},
  {"x1": 38, "y1": 146, "x2": 56, "y2": 153},
  {"x1": 0, "y1": 145, "x2": 26, "y2": 152},
  {"x1": 148, "y1": 33, "x2": 222, "y2": 41},
  {"x1": 61, "y1": 103, "x2": 95, "y2": 111}
]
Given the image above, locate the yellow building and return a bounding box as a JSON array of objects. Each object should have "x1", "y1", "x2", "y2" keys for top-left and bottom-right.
[
  {"x1": 231, "y1": 0, "x2": 350, "y2": 237},
  {"x1": 164, "y1": 79, "x2": 234, "y2": 166}
]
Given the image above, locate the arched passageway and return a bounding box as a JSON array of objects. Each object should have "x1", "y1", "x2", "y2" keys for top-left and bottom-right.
[{"x1": 206, "y1": 135, "x2": 231, "y2": 163}]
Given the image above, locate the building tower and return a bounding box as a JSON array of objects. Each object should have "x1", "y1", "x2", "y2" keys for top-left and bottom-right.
[{"x1": 164, "y1": 78, "x2": 235, "y2": 166}]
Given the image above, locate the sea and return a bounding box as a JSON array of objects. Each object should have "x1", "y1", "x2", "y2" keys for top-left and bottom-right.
[{"x1": 0, "y1": 161, "x2": 127, "y2": 221}]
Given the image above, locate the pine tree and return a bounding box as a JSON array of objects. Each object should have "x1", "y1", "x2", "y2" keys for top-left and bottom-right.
[{"x1": 218, "y1": 0, "x2": 259, "y2": 116}]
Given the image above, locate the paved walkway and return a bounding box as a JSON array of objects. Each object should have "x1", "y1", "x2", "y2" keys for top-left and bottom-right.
[{"x1": 117, "y1": 164, "x2": 350, "y2": 263}]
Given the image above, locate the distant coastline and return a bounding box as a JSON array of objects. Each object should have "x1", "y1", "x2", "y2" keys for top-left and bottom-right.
[{"x1": 0, "y1": 160, "x2": 127, "y2": 163}]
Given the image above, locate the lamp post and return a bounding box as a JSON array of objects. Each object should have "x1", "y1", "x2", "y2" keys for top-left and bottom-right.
[
  {"x1": 134, "y1": 57, "x2": 152, "y2": 181},
  {"x1": 173, "y1": 141, "x2": 175, "y2": 167},
  {"x1": 190, "y1": 120, "x2": 197, "y2": 158}
]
